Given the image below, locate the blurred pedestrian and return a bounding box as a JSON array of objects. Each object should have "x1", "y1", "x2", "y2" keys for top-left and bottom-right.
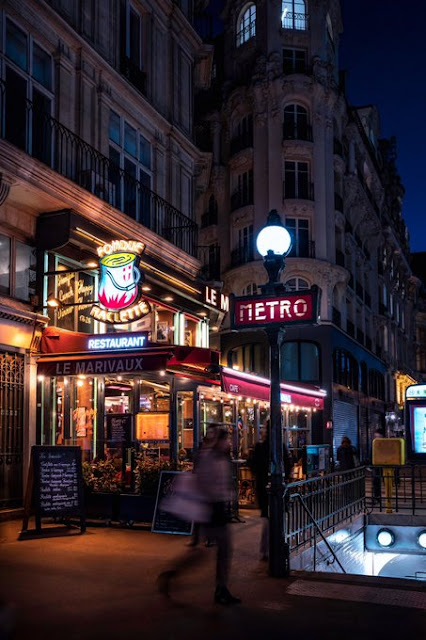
[
  {"x1": 249, "y1": 420, "x2": 293, "y2": 561},
  {"x1": 249, "y1": 421, "x2": 270, "y2": 560},
  {"x1": 157, "y1": 425, "x2": 241, "y2": 605},
  {"x1": 336, "y1": 436, "x2": 358, "y2": 471}
]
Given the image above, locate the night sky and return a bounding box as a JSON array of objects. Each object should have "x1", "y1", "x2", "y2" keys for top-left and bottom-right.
[
  {"x1": 206, "y1": 0, "x2": 426, "y2": 252},
  {"x1": 340, "y1": 0, "x2": 426, "y2": 253}
]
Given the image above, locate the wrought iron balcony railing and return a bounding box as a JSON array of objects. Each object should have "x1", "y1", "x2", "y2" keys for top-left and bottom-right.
[
  {"x1": 288, "y1": 240, "x2": 316, "y2": 259},
  {"x1": 230, "y1": 189, "x2": 254, "y2": 211},
  {"x1": 230, "y1": 245, "x2": 255, "y2": 268},
  {"x1": 198, "y1": 244, "x2": 221, "y2": 281},
  {"x1": 0, "y1": 98, "x2": 197, "y2": 256}
]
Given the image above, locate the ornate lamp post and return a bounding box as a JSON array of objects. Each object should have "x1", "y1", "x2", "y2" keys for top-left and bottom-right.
[{"x1": 256, "y1": 209, "x2": 292, "y2": 577}]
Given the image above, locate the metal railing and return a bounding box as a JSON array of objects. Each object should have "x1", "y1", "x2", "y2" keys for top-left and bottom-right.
[
  {"x1": 282, "y1": 123, "x2": 313, "y2": 142},
  {"x1": 0, "y1": 97, "x2": 198, "y2": 257},
  {"x1": 283, "y1": 468, "x2": 365, "y2": 553},
  {"x1": 364, "y1": 464, "x2": 426, "y2": 515}
]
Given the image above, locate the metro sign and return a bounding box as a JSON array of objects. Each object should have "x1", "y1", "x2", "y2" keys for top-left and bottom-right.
[{"x1": 231, "y1": 289, "x2": 318, "y2": 329}]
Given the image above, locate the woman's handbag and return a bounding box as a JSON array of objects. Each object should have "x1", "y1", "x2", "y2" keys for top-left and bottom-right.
[{"x1": 160, "y1": 472, "x2": 211, "y2": 523}]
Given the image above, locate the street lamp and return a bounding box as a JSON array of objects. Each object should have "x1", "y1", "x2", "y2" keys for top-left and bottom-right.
[{"x1": 256, "y1": 209, "x2": 292, "y2": 577}]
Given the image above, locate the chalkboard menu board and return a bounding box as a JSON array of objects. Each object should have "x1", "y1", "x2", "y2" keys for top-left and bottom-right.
[
  {"x1": 106, "y1": 413, "x2": 132, "y2": 443},
  {"x1": 151, "y1": 471, "x2": 193, "y2": 535},
  {"x1": 22, "y1": 446, "x2": 86, "y2": 534}
]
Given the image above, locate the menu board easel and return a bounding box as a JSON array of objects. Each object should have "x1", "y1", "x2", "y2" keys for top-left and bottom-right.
[
  {"x1": 151, "y1": 471, "x2": 193, "y2": 535},
  {"x1": 21, "y1": 446, "x2": 86, "y2": 536}
]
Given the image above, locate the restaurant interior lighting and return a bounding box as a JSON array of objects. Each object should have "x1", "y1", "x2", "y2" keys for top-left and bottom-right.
[{"x1": 46, "y1": 295, "x2": 61, "y2": 308}]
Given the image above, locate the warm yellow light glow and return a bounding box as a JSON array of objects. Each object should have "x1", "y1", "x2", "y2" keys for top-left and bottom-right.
[
  {"x1": 77, "y1": 380, "x2": 84, "y2": 387},
  {"x1": 46, "y1": 296, "x2": 60, "y2": 308}
]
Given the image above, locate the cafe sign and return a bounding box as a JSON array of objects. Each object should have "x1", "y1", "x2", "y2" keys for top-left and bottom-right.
[
  {"x1": 90, "y1": 240, "x2": 151, "y2": 324},
  {"x1": 231, "y1": 289, "x2": 318, "y2": 329}
]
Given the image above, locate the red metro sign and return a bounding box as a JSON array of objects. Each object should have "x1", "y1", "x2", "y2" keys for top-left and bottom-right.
[{"x1": 231, "y1": 290, "x2": 318, "y2": 329}]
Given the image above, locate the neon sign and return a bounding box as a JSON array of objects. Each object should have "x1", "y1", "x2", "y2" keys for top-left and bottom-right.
[
  {"x1": 90, "y1": 240, "x2": 151, "y2": 324},
  {"x1": 87, "y1": 333, "x2": 148, "y2": 350},
  {"x1": 231, "y1": 291, "x2": 316, "y2": 329}
]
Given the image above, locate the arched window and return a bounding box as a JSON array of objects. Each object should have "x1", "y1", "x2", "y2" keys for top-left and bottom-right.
[
  {"x1": 283, "y1": 104, "x2": 311, "y2": 141},
  {"x1": 333, "y1": 348, "x2": 359, "y2": 391},
  {"x1": 281, "y1": 0, "x2": 307, "y2": 31},
  {"x1": 228, "y1": 343, "x2": 264, "y2": 375},
  {"x1": 285, "y1": 277, "x2": 309, "y2": 291},
  {"x1": 281, "y1": 341, "x2": 320, "y2": 383},
  {"x1": 242, "y1": 283, "x2": 257, "y2": 296},
  {"x1": 236, "y1": 4, "x2": 256, "y2": 47}
]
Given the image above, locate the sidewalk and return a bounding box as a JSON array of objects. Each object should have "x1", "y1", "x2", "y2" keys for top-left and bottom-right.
[{"x1": 1, "y1": 511, "x2": 425, "y2": 640}]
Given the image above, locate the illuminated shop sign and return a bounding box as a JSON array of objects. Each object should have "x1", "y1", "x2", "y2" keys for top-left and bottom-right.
[
  {"x1": 231, "y1": 291, "x2": 316, "y2": 329},
  {"x1": 406, "y1": 384, "x2": 426, "y2": 399},
  {"x1": 90, "y1": 240, "x2": 151, "y2": 324},
  {"x1": 204, "y1": 286, "x2": 229, "y2": 313},
  {"x1": 87, "y1": 332, "x2": 148, "y2": 351}
]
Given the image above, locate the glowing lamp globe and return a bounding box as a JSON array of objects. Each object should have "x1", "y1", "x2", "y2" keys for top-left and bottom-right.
[{"x1": 256, "y1": 219, "x2": 292, "y2": 257}]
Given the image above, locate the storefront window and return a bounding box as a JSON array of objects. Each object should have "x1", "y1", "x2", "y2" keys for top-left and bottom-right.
[
  {"x1": 283, "y1": 408, "x2": 311, "y2": 463},
  {"x1": 178, "y1": 391, "x2": 194, "y2": 454},
  {"x1": 136, "y1": 379, "x2": 170, "y2": 456},
  {"x1": 40, "y1": 376, "x2": 98, "y2": 462}
]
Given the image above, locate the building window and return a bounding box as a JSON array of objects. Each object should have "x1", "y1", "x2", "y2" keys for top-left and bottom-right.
[
  {"x1": 368, "y1": 370, "x2": 385, "y2": 401},
  {"x1": 283, "y1": 104, "x2": 310, "y2": 141},
  {"x1": 286, "y1": 218, "x2": 310, "y2": 258},
  {"x1": 284, "y1": 161, "x2": 311, "y2": 199},
  {"x1": 0, "y1": 233, "x2": 36, "y2": 302},
  {"x1": 281, "y1": 0, "x2": 307, "y2": 31},
  {"x1": 3, "y1": 18, "x2": 53, "y2": 162},
  {"x1": 109, "y1": 111, "x2": 152, "y2": 221},
  {"x1": 242, "y1": 283, "x2": 257, "y2": 296},
  {"x1": 231, "y1": 114, "x2": 253, "y2": 154},
  {"x1": 231, "y1": 169, "x2": 253, "y2": 210},
  {"x1": 285, "y1": 277, "x2": 309, "y2": 291},
  {"x1": 228, "y1": 343, "x2": 263, "y2": 375},
  {"x1": 236, "y1": 4, "x2": 256, "y2": 47},
  {"x1": 283, "y1": 48, "x2": 306, "y2": 74},
  {"x1": 119, "y1": 0, "x2": 146, "y2": 93},
  {"x1": 281, "y1": 341, "x2": 320, "y2": 383},
  {"x1": 333, "y1": 349, "x2": 359, "y2": 391}
]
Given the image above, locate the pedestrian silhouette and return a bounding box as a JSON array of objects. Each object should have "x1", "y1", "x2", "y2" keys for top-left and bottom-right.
[{"x1": 157, "y1": 425, "x2": 241, "y2": 605}]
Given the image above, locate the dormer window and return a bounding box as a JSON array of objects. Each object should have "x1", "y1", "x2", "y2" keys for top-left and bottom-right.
[
  {"x1": 236, "y1": 3, "x2": 256, "y2": 47},
  {"x1": 281, "y1": 0, "x2": 307, "y2": 31}
]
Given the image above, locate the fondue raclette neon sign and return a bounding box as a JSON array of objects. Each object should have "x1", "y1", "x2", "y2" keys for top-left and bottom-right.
[{"x1": 90, "y1": 239, "x2": 150, "y2": 324}]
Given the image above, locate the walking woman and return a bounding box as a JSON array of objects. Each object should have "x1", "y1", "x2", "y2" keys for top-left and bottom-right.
[{"x1": 157, "y1": 425, "x2": 241, "y2": 605}]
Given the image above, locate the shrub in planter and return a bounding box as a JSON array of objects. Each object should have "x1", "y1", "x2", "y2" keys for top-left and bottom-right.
[{"x1": 82, "y1": 460, "x2": 121, "y2": 521}]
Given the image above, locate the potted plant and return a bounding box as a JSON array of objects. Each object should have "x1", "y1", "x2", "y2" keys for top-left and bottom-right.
[
  {"x1": 118, "y1": 454, "x2": 184, "y2": 525},
  {"x1": 83, "y1": 459, "x2": 120, "y2": 522}
]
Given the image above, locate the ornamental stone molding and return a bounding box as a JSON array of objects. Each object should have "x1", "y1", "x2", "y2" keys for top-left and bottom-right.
[{"x1": 231, "y1": 206, "x2": 254, "y2": 228}]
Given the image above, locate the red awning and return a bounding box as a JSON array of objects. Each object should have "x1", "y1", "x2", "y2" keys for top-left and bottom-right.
[{"x1": 221, "y1": 367, "x2": 326, "y2": 409}]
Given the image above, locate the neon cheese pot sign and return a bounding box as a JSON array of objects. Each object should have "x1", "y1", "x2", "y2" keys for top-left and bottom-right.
[
  {"x1": 90, "y1": 240, "x2": 151, "y2": 324},
  {"x1": 231, "y1": 291, "x2": 317, "y2": 329}
]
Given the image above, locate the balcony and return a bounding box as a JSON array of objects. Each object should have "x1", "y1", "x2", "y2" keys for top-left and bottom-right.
[
  {"x1": 283, "y1": 181, "x2": 315, "y2": 201},
  {"x1": 231, "y1": 190, "x2": 253, "y2": 212},
  {"x1": 199, "y1": 244, "x2": 221, "y2": 281},
  {"x1": 230, "y1": 132, "x2": 253, "y2": 156},
  {"x1": 119, "y1": 55, "x2": 147, "y2": 95},
  {"x1": 1, "y1": 99, "x2": 198, "y2": 256},
  {"x1": 289, "y1": 240, "x2": 316, "y2": 259},
  {"x1": 230, "y1": 245, "x2": 254, "y2": 268},
  {"x1": 282, "y1": 124, "x2": 313, "y2": 142}
]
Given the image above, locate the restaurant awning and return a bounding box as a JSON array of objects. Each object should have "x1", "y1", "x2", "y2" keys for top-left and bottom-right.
[
  {"x1": 37, "y1": 327, "x2": 220, "y2": 379},
  {"x1": 221, "y1": 367, "x2": 326, "y2": 409}
]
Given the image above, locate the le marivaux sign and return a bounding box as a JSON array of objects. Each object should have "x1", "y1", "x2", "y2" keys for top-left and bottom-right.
[
  {"x1": 231, "y1": 289, "x2": 318, "y2": 329},
  {"x1": 38, "y1": 353, "x2": 169, "y2": 377}
]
